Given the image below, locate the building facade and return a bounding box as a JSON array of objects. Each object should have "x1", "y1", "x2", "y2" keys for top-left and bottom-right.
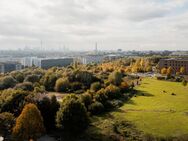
[
  {"x1": 158, "y1": 58, "x2": 188, "y2": 74},
  {"x1": 21, "y1": 57, "x2": 37, "y2": 67},
  {"x1": 0, "y1": 62, "x2": 22, "y2": 73},
  {"x1": 34, "y1": 58, "x2": 74, "y2": 69},
  {"x1": 79, "y1": 55, "x2": 104, "y2": 64}
]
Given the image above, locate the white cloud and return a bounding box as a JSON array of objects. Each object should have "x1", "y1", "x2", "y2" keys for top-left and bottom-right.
[{"x1": 0, "y1": 0, "x2": 188, "y2": 50}]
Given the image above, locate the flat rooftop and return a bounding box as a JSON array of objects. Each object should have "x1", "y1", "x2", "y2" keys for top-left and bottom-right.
[{"x1": 161, "y1": 58, "x2": 188, "y2": 61}]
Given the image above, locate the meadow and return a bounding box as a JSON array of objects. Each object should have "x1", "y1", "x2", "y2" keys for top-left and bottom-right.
[{"x1": 85, "y1": 78, "x2": 188, "y2": 140}]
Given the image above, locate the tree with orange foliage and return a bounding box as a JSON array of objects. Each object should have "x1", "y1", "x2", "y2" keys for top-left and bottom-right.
[
  {"x1": 12, "y1": 103, "x2": 45, "y2": 141},
  {"x1": 120, "y1": 81, "x2": 129, "y2": 92}
]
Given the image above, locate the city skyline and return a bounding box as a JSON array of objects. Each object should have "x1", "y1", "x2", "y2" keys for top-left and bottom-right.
[{"x1": 0, "y1": 0, "x2": 188, "y2": 51}]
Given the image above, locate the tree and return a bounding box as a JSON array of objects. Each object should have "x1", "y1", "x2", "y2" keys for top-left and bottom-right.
[
  {"x1": 80, "y1": 93, "x2": 92, "y2": 109},
  {"x1": 14, "y1": 73, "x2": 25, "y2": 83},
  {"x1": 24, "y1": 74, "x2": 40, "y2": 83},
  {"x1": 167, "y1": 67, "x2": 173, "y2": 76},
  {"x1": 50, "y1": 95, "x2": 60, "y2": 129},
  {"x1": 90, "y1": 82, "x2": 101, "y2": 92},
  {"x1": 41, "y1": 73, "x2": 58, "y2": 91},
  {"x1": 14, "y1": 82, "x2": 34, "y2": 91},
  {"x1": 161, "y1": 68, "x2": 167, "y2": 75},
  {"x1": 56, "y1": 95, "x2": 89, "y2": 134},
  {"x1": 94, "y1": 88, "x2": 108, "y2": 104},
  {"x1": 105, "y1": 84, "x2": 121, "y2": 99},
  {"x1": 180, "y1": 67, "x2": 186, "y2": 75},
  {"x1": 120, "y1": 81, "x2": 129, "y2": 92},
  {"x1": 0, "y1": 76, "x2": 17, "y2": 90},
  {"x1": 176, "y1": 72, "x2": 180, "y2": 76},
  {"x1": 12, "y1": 103, "x2": 45, "y2": 140},
  {"x1": 37, "y1": 96, "x2": 60, "y2": 131},
  {"x1": 88, "y1": 102, "x2": 104, "y2": 115},
  {"x1": 70, "y1": 82, "x2": 83, "y2": 91},
  {"x1": 108, "y1": 71, "x2": 122, "y2": 86},
  {"x1": 0, "y1": 89, "x2": 29, "y2": 116},
  {"x1": 0, "y1": 112, "x2": 15, "y2": 137},
  {"x1": 54, "y1": 78, "x2": 70, "y2": 92},
  {"x1": 145, "y1": 66, "x2": 152, "y2": 72},
  {"x1": 68, "y1": 71, "x2": 99, "y2": 87}
]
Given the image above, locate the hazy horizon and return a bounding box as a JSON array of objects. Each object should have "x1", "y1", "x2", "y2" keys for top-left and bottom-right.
[{"x1": 0, "y1": 0, "x2": 188, "y2": 51}]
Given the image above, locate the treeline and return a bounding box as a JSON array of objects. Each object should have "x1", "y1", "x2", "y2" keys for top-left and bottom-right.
[{"x1": 0, "y1": 62, "x2": 138, "y2": 141}]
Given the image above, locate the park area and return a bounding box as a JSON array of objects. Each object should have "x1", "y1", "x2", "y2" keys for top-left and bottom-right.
[{"x1": 85, "y1": 78, "x2": 188, "y2": 140}]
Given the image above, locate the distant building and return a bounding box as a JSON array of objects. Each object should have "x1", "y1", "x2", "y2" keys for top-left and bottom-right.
[
  {"x1": 0, "y1": 62, "x2": 22, "y2": 73},
  {"x1": 158, "y1": 58, "x2": 188, "y2": 74},
  {"x1": 170, "y1": 51, "x2": 188, "y2": 56},
  {"x1": 104, "y1": 54, "x2": 121, "y2": 60},
  {"x1": 79, "y1": 55, "x2": 104, "y2": 64},
  {"x1": 34, "y1": 58, "x2": 74, "y2": 69},
  {"x1": 22, "y1": 57, "x2": 37, "y2": 67}
]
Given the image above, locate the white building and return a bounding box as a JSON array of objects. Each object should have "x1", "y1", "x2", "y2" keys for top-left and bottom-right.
[
  {"x1": 22, "y1": 57, "x2": 37, "y2": 67},
  {"x1": 79, "y1": 55, "x2": 104, "y2": 64}
]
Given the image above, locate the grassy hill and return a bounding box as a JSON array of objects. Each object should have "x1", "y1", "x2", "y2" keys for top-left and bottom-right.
[
  {"x1": 118, "y1": 78, "x2": 188, "y2": 137},
  {"x1": 84, "y1": 78, "x2": 188, "y2": 140}
]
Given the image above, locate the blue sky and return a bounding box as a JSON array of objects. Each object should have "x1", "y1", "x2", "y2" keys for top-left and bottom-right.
[{"x1": 0, "y1": 0, "x2": 188, "y2": 51}]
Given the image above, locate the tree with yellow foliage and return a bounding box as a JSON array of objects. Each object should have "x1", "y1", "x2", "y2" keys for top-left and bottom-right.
[
  {"x1": 180, "y1": 67, "x2": 186, "y2": 75},
  {"x1": 12, "y1": 103, "x2": 45, "y2": 141},
  {"x1": 167, "y1": 67, "x2": 173, "y2": 76},
  {"x1": 161, "y1": 68, "x2": 167, "y2": 75}
]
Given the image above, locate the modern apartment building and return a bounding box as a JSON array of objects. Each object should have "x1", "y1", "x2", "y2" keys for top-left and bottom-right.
[
  {"x1": 158, "y1": 58, "x2": 188, "y2": 74},
  {"x1": 0, "y1": 62, "x2": 22, "y2": 73},
  {"x1": 34, "y1": 57, "x2": 74, "y2": 69}
]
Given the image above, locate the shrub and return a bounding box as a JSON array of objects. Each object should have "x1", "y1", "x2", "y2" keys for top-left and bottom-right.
[
  {"x1": 108, "y1": 71, "x2": 122, "y2": 86},
  {"x1": 12, "y1": 103, "x2": 45, "y2": 140},
  {"x1": 182, "y1": 79, "x2": 187, "y2": 86},
  {"x1": 94, "y1": 88, "x2": 108, "y2": 104},
  {"x1": 90, "y1": 82, "x2": 101, "y2": 92},
  {"x1": 89, "y1": 102, "x2": 104, "y2": 115},
  {"x1": 156, "y1": 76, "x2": 165, "y2": 80},
  {"x1": 14, "y1": 82, "x2": 34, "y2": 91},
  {"x1": 54, "y1": 78, "x2": 70, "y2": 92},
  {"x1": 105, "y1": 84, "x2": 121, "y2": 99},
  {"x1": 56, "y1": 94, "x2": 89, "y2": 134},
  {"x1": 175, "y1": 77, "x2": 183, "y2": 82},
  {"x1": 108, "y1": 100, "x2": 123, "y2": 108}
]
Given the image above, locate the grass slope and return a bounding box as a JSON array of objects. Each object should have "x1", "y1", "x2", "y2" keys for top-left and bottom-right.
[
  {"x1": 83, "y1": 78, "x2": 188, "y2": 140},
  {"x1": 116, "y1": 78, "x2": 188, "y2": 137}
]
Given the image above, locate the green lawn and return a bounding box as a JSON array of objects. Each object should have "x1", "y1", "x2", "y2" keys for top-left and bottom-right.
[
  {"x1": 84, "y1": 78, "x2": 188, "y2": 140},
  {"x1": 115, "y1": 78, "x2": 188, "y2": 137}
]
